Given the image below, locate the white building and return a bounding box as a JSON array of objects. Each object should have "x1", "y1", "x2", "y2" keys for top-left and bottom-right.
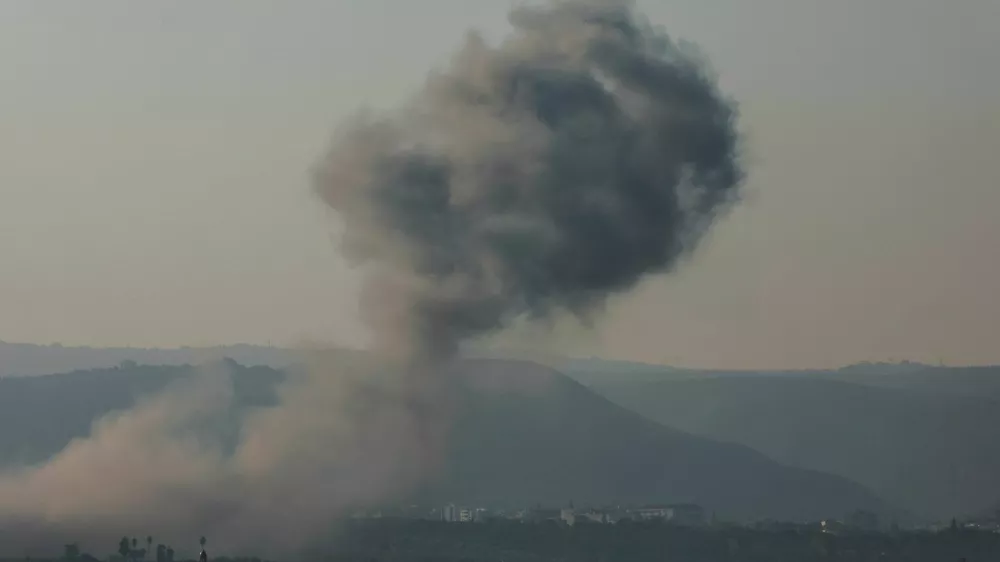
[
  {"x1": 443, "y1": 504, "x2": 477, "y2": 523},
  {"x1": 631, "y1": 504, "x2": 705, "y2": 525}
]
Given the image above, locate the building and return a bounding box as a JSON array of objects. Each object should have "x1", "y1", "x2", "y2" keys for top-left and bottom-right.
[
  {"x1": 524, "y1": 507, "x2": 563, "y2": 524},
  {"x1": 631, "y1": 504, "x2": 705, "y2": 525},
  {"x1": 442, "y1": 504, "x2": 478, "y2": 522},
  {"x1": 632, "y1": 505, "x2": 673, "y2": 521},
  {"x1": 563, "y1": 508, "x2": 608, "y2": 525},
  {"x1": 560, "y1": 507, "x2": 576, "y2": 526}
]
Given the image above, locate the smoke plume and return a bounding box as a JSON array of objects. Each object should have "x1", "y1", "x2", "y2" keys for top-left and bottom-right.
[
  {"x1": 0, "y1": 0, "x2": 741, "y2": 556},
  {"x1": 315, "y1": 0, "x2": 742, "y2": 360},
  {"x1": 0, "y1": 357, "x2": 448, "y2": 557}
]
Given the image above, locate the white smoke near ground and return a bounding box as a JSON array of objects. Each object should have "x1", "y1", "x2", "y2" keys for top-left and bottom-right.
[
  {"x1": 0, "y1": 363, "x2": 240, "y2": 554},
  {"x1": 0, "y1": 356, "x2": 448, "y2": 557},
  {"x1": 0, "y1": 0, "x2": 742, "y2": 556},
  {"x1": 0, "y1": 369, "x2": 232, "y2": 520}
]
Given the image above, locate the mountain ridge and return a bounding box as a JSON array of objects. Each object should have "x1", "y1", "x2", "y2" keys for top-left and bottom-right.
[
  {"x1": 585, "y1": 373, "x2": 1000, "y2": 519},
  {"x1": 3, "y1": 340, "x2": 995, "y2": 379}
]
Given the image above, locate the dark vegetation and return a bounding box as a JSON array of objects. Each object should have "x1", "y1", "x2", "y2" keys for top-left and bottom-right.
[
  {"x1": 7, "y1": 520, "x2": 1000, "y2": 562},
  {"x1": 7, "y1": 519, "x2": 1000, "y2": 562},
  {"x1": 316, "y1": 519, "x2": 1000, "y2": 562}
]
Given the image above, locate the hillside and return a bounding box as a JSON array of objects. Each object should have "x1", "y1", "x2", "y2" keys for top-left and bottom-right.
[
  {"x1": 0, "y1": 361, "x2": 283, "y2": 466},
  {"x1": 585, "y1": 373, "x2": 1000, "y2": 520},
  {"x1": 418, "y1": 360, "x2": 889, "y2": 521},
  {"x1": 0, "y1": 360, "x2": 888, "y2": 522}
]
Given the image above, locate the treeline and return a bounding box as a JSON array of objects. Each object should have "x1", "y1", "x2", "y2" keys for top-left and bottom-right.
[
  {"x1": 0, "y1": 558, "x2": 273, "y2": 562},
  {"x1": 314, "y1": 519, "x2": 1000, "y2": 562}
]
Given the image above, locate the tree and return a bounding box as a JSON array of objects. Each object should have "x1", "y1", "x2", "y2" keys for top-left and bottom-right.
[
  {"x1": 200, "y1": 536, "x2": 207, "y2": 548},
  {"x1": 119, "y1": 537, "x2": 131, "y2": 560}
]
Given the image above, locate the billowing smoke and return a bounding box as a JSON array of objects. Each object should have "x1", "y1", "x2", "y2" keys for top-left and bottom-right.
[
  {"x1": 0, "y1": 0, "x2": 741, "y2": 556},
  {"x1": 315, "y1": 0, "x2": 742, "y2": 361},
  {"x1": 0, "y1": 357, "x2": 449, "y2": 557}
]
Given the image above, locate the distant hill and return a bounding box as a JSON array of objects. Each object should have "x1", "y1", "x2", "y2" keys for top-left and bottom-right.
[
  {"x1": 417, "y1": 359, "x2": 891, "y2": 522},
  {"x1": 837, "y1": 360, "x2": 937, "y2": 375},
  {"x1": 8, "y1": 341, "x2": 994, "y2": 397},
  {"x1": 0, "y1": 340, "x2": 299, "y2": 377},
  {"x1": 0, "y1": 359, "x2": 889, "y2": 522},
  {"x1": 824, "y1": 365, "x2": 1000, "y2": 399},
  {"x1": 582, "y1": 369, "x2": 1000, "y2": 520}
]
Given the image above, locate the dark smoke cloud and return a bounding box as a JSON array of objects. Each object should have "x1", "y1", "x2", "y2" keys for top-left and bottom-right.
[
  {"x1": 0, "y1": 0, "x2": 742, "y2": 555},
  {"x1": 315, "y1": 0, "x2": 743, "y2": 361}
]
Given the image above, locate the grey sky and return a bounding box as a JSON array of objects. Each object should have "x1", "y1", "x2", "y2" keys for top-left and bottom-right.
[{"x1": 1, "y1": 0, "x2": 997, "y2": 369}]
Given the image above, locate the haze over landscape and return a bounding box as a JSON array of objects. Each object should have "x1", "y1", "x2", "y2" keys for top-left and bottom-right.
[
  {"x1": 3, "y1": 0, "x2": 998, "y2": 369},
  {"x1": 1, "y1": 1, "x2": 999, "y2": 561}
]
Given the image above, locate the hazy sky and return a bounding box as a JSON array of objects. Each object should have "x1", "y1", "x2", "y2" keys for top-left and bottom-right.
[{"x1": 1, "y1": 0, "x2": 997, "y2": 369}]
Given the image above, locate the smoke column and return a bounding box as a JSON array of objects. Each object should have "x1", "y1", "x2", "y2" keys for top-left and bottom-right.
[
  {"x1": 314, "y1": 0, "x2": 742, "y2": 362},
  {"x1": 0, "y1": 0, "x2": 742, "y2": 556}
]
